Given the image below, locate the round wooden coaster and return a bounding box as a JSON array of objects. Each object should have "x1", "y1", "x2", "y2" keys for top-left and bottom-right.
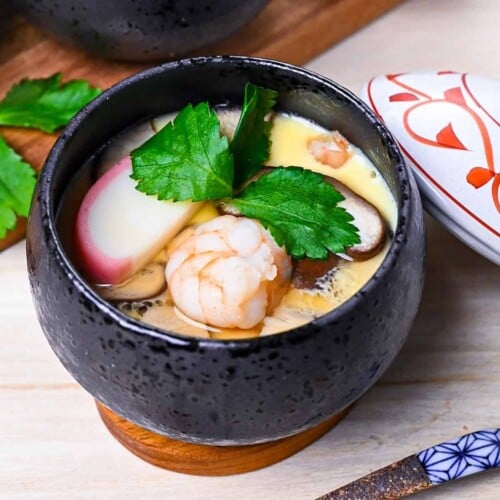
[{"x1": 96, "y1": 401, "x2": 351, "y2": 476}]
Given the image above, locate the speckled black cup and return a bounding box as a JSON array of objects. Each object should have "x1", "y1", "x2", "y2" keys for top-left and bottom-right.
[
  {"x1": 27, "y1": 56, "x2": 425, "y2": 445},
  {"x1": 13, "y1": 0, "x2": 268, "y2": 61}
]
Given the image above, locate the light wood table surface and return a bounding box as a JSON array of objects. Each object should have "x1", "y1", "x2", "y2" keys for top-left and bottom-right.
[{"x1": 2, "y1": 0, "x2": 500, "y2": 498}]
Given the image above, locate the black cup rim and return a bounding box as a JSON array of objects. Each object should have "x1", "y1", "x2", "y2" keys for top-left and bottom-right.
[{"x1": 39, "y1": 55, "x2": 412, "y2": 351}]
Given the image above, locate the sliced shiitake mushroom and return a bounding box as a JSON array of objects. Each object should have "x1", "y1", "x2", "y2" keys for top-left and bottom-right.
[
  {"x1": 325, "y1": 177, "x2": 386, "y2": 261},
  {"x1": 152, "y1": 108, "x2": 242, "y2": 142},
  {"x1": 216, "y1": 107, "x2": 241, "y2": 141},
  {"x1": 151, "y1": 114, "x2": 173, "y2": 133},
  {"x1": 292, "y1": 254, "x2": 339, "y2": 289},
  {"x1": 94, "y1": 121, "x2": 156, "y2": 179},
  {"x1": 141, "y1": 304, "x2": 210, "y2": 338},
  {"x1": 221, "y1": 166, "x2": 387, "y2": 289},
  {"x1": 116, "y1": 291, "x2": 209, "y2": 338},
  {"x1": 97, "y1": 262, "x2": 166, "y2": 301},
  {"x1": 291, "y1": 178, "x2": 386, "y2": 288}
]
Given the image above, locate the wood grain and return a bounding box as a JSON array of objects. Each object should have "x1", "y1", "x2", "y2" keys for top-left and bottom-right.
[
  {"x1": 0, "y1": 0, "x2": 402, "y2": 251},
  {"x1": 198, "y1": 0, "x2": 403, "y2": 65},
  {"x1": 4, "y1": 1, "x2": 500, "y2": 498},
  {"x1": 97, "y1": 402, "x2": 351, "y2": 476}
]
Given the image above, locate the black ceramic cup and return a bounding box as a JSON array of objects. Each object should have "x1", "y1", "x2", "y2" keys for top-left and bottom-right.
[
  {"x1": 27, "y1": 56, "x2": 425, "y2": 445},
  {"x1": 13, "y1": 0, "x2": 268, "y2": 61}
]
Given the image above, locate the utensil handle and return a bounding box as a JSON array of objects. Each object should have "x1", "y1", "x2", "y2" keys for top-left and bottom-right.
[
  {"x1": 417, "y1": 428, "x2": 500, "y2": 484},
  {"x1": 317, "y1": 429, "x2": 500, "y2": 499},
  {"x1": 316, "y1": 455, "x2": 431, "y2": 499}
]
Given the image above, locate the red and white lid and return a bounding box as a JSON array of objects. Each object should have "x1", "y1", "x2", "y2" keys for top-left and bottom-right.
[{"x1": 361, "y1": 71, "x2": 500, "y2": 265}]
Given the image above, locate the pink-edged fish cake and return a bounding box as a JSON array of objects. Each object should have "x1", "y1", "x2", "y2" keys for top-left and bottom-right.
[{"x1": 76, "y1": 156, "x2": 201, "y2": 284}]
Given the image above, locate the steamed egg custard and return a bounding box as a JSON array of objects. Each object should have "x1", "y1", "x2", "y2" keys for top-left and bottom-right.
[
  {"x1": 67, "y1": 91, "x2": 397, "y2": 340},
  {"x1": 260, "y1": 114, "x2": 396, "y2": 335},
  {"x1": 268, "y1": 115, "x2": 397, "y2": 229}
]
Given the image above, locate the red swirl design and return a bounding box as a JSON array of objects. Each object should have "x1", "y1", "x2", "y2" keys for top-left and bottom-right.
[{"x1": 367, "y1": 73, "x2": 500, "y2": 238}]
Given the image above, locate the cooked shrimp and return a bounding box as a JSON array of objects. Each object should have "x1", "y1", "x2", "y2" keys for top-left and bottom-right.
[
  {"x1": 308, "y1": 131, "x2": 351, "y2": 168},
  {"x1": 165, "y1": 215, "x2": 292, "y2": 329}
]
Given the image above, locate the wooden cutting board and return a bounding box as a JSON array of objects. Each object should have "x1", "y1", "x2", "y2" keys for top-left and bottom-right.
[{"x1": 0, "y1": 0, "x2": 402, "y2": 251}]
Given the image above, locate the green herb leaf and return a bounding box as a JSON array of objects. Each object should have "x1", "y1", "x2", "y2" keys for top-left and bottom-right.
[
  {"x1": 229, "y1": 167, "x2": 360, "y2": 259},
  {"x1": 131, "y1": 102, "x2": 234, "y2": 202},
  {"x1": 0, "y1": 136, "x2": 37, "y2": 238},
  {"x1": 231, "y1": 83, "x2": 278, "y2": 187},
  {"x1": 0, "y1": 73, "x2": 101, "y2": 133}
]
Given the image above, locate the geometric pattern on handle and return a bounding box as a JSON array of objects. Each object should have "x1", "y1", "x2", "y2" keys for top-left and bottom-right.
[{"x1": 418, "y1": 429, "x2": 500, "y2": 484}]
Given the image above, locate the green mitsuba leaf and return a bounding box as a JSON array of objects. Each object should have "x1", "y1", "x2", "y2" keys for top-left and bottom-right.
[
  {"x1": 0, "y1": 136, "x2": 37, "y2": 238},
  {"x1": 131, "y1": 102, "x2": 234, "y2": 202},
  {"x1": 231, "y1": 83, "x2": 278, "y2": 187},
  {"x1": 0, "y1": 73, "x2": 101, "y2": 133},
  {"x1": 128, "y1": 85, "x2": 360, "y2": 261},
  {"x1": 230, "y1": 167, "x2": 360, "y2": 259}
]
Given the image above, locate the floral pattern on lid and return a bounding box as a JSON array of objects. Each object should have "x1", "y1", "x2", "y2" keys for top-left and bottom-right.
[{"x1": 361, "y1": 71, "x2": 500, "y2": 265}]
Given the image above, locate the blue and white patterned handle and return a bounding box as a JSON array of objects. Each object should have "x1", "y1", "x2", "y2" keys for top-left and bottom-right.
[
  {"x1": 418, "y1": 428, "x2": 500, "y2": 484},
  {"x1": 318, "y1": 428, "x2": 500, "y2": 499}
]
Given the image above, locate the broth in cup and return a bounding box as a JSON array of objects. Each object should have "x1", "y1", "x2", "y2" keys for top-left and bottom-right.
[{"x1": 58, "y1": 98, "x2": 397, "y2": 340}]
